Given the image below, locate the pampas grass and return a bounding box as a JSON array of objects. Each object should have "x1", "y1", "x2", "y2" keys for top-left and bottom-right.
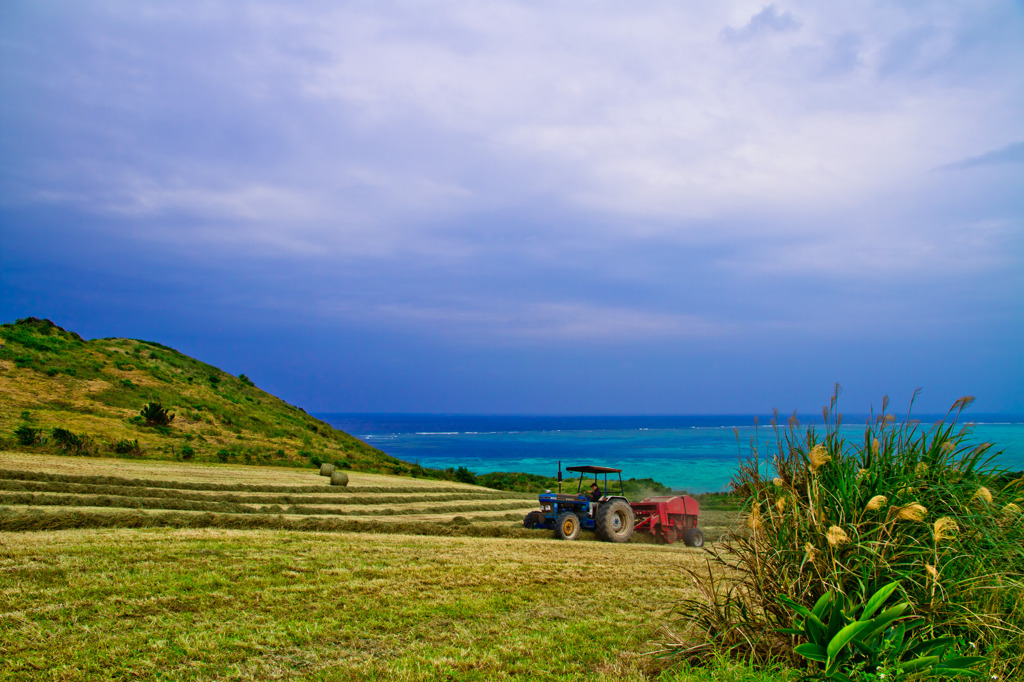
[{"x1": 665, "y1": 388, "x2": 1024, "y2": 677}]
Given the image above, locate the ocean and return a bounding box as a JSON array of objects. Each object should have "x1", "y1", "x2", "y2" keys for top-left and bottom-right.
[{"x1": 318, "y1": 414, "x2": 1024, "y2": 493}]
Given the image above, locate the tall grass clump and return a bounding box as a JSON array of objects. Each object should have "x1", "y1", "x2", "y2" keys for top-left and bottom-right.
[{"x1": 665, "y1": 388, "x2": 1024, "y2": 679}]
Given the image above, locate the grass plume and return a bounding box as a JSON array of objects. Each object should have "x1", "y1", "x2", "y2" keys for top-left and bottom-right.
[{"x1": 663, "y1": 388, "x2": 1024, "y2": 678}]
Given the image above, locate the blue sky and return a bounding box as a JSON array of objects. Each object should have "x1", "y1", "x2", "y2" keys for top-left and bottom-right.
[{"x1": 2, "y1": 1, "x2": 1022, "y2": 414}]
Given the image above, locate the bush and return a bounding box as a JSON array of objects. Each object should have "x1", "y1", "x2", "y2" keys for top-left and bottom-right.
[
  {"x1": 140, "y1": 402, "x2": 174, "y2": 427},
  {"x1": 238, "y1": 373, "x2": 254, "y2": 387},
  {"x1": 216, "y1": 449, "x2": 230, "y2": 463},
  {"x1": 51, "y1": 427, "x2": 92, "y2": 455},
  {"x1": 14, "y1": 425, "x2": 41, "y2": 446},
  {"x1": 180, "y1": 445, "x2": 195, "y2": 460},
  {"x1": 113, "y1": 438, "x2": 141, "y2": 455},
  {"x1": 454, "y1": 466, "x2": 476, "y2": 485},
  {"x1": 664, "y1": 389, "x2": 1022, "y2": 678}
]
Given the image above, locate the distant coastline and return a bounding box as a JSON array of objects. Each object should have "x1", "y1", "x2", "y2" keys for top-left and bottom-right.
[{"x1": 320, "y1": 413, "x2": 1024, "y2": 493}]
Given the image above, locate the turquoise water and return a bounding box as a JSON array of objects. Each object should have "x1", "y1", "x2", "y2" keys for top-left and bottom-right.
[{"x1": 319, "y1": 414, "x2": 1024, "y2": 493}]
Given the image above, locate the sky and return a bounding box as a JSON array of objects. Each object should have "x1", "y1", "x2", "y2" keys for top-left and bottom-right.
[{"x1": 1, "y1": 1, "x2": 1022, "y2": 415}]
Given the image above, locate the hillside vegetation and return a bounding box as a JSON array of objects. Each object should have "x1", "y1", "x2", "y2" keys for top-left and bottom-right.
[{"x1": 0, "y1": 317, "x2": 418, "y2": 475}]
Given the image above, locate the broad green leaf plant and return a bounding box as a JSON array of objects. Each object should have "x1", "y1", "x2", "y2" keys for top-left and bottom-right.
[{"x1": 779, "y1": 581, "x2": 985, "y2": 681}]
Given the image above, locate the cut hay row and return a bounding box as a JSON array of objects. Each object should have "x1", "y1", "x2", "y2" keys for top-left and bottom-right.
[
  {"x1": 0, "y1": 460, "x2": 542, "y2": 537},
  {"x1": 0, "y1": 464, "x2": 495, "y2": 491},
  {"x1": 0, "y1": 505, "x2": 531, "y2": 525},
  {"x1": 0, "y1": 479, "x2": 529, "y2": 504},
  {"x1": 0, "y1": 492, "x2": 535, "y2": 517},
  {"x1": 0, "y1": 507, "x2": 542, "y2": 537}
]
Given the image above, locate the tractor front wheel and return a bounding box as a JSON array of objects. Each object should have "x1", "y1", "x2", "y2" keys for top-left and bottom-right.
[
  {"x1": 523, "y1": 511, "x2": 544, "y2": 529},
  {"x1": 554, "y1": 512, "x2": 581, "y2": 540},
  {"x1": 594, "y1": 499, "x2": 635, "y2": 543}
]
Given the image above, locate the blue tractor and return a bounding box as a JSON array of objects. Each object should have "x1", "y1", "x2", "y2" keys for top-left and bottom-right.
[{"x1": 522, "y1": 464, "x2": 635, "y2": 542}]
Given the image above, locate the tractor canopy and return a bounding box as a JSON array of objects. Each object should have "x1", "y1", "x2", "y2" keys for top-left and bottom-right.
[{"x1": 561, "y1": 464, "x2": 625, "y2": 497}]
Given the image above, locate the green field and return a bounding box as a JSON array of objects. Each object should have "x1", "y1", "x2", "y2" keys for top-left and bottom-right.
[{"x1": 0, "y1": 452, "x2": 755, "y2": 681}]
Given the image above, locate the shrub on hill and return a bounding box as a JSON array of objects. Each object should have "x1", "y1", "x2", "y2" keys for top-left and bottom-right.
[
  {"x1": 51, "y1": 427, "x2": 93, "y2": 455},
  {"x1": 112, "y1": 438, "x2": 141, "y2": 456},
  {"x1": 14, "y1": 425, "x2": 41, "y2": 446},
  {"x1": 140, "y1": 402, "x2": 174, "y2": 427},
  {"x1": 666, "y1": 389, "x2": 1023, "y2": 679}
]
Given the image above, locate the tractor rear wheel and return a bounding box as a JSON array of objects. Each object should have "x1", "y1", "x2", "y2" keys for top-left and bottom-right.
[
  {"x1": 554, "y1": 512, "x2": 581, "y2": 540},
  {"x1": 523, "y1": 511, "x2": 544, "y2": 529},
  {"x1": 594, "y1": 499, "x2": 635, "y2": 543},
  {"x1": 683, "y1": 528, "x2": 705, "y2": 548}
]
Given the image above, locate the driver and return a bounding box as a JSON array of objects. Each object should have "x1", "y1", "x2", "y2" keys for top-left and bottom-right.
[{"x1": 588, "y1": 482, "x2": 603, "y2": 515}]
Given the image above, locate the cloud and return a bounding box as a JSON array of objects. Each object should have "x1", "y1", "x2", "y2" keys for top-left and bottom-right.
[
  {"x1": 358, "y1": 299, "x2": 728, "y2": 343},
  {"x1": 721, "y1": 5, "x2": 801, "y2": 42},
  {"x1": 935, "y1": 141, "x2": 1024, "y2": 171},
  {"x1": 1, "y1": 2, "x2": 1022, "y2": 312}
]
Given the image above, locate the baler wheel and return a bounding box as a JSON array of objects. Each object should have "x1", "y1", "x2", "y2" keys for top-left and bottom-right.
[
  {"x1": 554, "y1": 511, "x2": 581, "y2": 541},
  {"x1": 594, "y1": 499, "x2": 635, "y2": 543},
  {"x1": 683, "y1": 528, "x2": 705, "y2": 548},
  {"x1": 523, "y1": 511, "x2": 544, "y2": 529}
]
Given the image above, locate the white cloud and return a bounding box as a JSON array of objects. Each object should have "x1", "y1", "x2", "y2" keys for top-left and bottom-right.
[
  {"x1": 721, "y1": 4, "x2": 801, "y2": 43},
  {"x1": 364, "y1": 299, "x2": 728, "y2": 343},
  {"x1": 2, "y1": 1, "x2": 1022, "y2": 274}
]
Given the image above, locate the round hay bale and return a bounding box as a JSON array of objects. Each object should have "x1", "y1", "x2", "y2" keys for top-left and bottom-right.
[
  {"x1": 330, "y1": 471, "x2": 349, "y2": 487},
  {"x1": 319, "y1": 463, "x2": 335, "y2": 477}
]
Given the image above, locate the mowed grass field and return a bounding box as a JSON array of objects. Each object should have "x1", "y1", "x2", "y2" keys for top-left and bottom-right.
[{"x1": 0, "y1": 453, "x2": 751, "y2": 681}]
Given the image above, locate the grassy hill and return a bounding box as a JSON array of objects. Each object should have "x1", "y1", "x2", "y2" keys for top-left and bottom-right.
[{"x1": 0, "y1": 317, "x2": 417, "y2": 475}]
